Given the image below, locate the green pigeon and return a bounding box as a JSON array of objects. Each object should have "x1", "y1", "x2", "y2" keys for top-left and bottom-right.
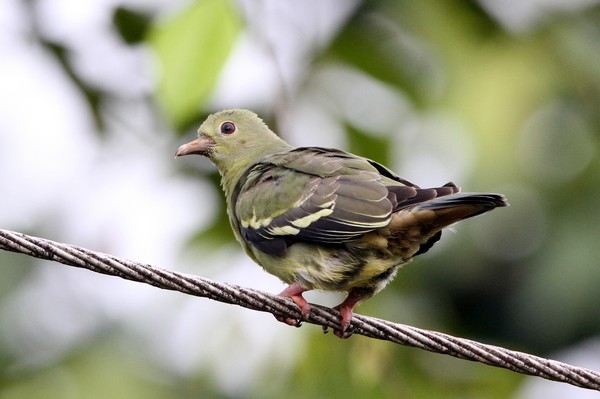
[{"x1": 176, "y1": 109, "x2": 507, "y2": 337}]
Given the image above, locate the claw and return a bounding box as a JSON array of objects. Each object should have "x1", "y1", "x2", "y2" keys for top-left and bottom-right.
[
  {"x1": 275, "y1": 315, "x2": 303, "y2": 327},
  {"x1": 328, "y1": 287, "x2": 373, "y2": 338},
  {"x1": 324, "y1": 303, "x2": 354, "y2": 338},
  {"x1": 276, "y1": 282, "x2": 310, "y2": 327},
  {"x1": 321, "y1": 306, "x2": 355, "y2": 338},
  {"x1": 334, "y1": 307, "x2": 354, "y2": 338}
]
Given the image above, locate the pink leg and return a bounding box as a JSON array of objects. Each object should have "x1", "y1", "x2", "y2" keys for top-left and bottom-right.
[
  {"x1": 330, "y1": 288, "x2": 373, "y2": 338},
  {"x1": 276, "y1": 282, "x2": 311, "y2": 327}
]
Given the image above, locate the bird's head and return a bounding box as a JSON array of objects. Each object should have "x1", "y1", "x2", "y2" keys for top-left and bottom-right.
[
  {"x1": 176, "y1": 109, "x2": 292, "y2": 190},
  {"x1": 176, "y1": 109, "x2": 291, "y2": 165}
]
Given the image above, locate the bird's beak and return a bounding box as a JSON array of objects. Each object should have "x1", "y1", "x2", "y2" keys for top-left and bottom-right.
[{"x1": 175, "y1": 134, "x2": 214, "y2": 157}]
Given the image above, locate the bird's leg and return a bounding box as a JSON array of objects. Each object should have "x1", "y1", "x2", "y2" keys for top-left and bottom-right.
[
  {"x1": 276, "y1": 282, "x2": 310, "y2": 327},
  {"x1": 327, "y1": 287, "x2": 373, "y2": 338}
]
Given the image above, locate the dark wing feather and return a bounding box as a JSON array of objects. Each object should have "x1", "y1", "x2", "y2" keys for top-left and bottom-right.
[
  {"x1": 390, "y1": 182, "x2": 460, "y2": 211},
  {"x1": 366, "y1": 158, "x2": 418, "y2": 188},
  {"x1": 233, "y1": 147, "x2": 418, "y2": 255}
]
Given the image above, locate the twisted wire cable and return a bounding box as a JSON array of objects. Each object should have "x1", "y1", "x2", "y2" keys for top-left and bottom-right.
[{"x1": 1, "y1": 228, "x2": 599, "y2": 391}]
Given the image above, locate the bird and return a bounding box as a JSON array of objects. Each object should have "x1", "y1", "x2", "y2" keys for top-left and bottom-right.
[{"x1": 176, "y1": 109, "x2": 508, "y2": 337}]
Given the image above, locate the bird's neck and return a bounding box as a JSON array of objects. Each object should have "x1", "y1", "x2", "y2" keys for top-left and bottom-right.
[{"x1": 217, "y1": 140, "x2": 293, "y2": 201}]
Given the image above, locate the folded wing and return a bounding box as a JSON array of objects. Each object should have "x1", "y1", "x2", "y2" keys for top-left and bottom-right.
[{"x1": 233, "y1": 147, "x2": 417, "y2": 255}]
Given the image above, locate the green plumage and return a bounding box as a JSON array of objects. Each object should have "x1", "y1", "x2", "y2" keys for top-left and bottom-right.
[{"x1": 176, "y1": 109, "x2": 508, "y2": 336}]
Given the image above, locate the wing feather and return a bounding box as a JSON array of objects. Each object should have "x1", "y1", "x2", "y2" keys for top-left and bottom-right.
[
  {"x1": 232, "y1": 147, "x2": 461, "y2": 256},
  {"x1": 233, "y1": 148, "x2": 408, "y2": 255}
]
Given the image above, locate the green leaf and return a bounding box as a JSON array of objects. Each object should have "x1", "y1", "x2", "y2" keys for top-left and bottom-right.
[{"x1": 149, "y1": 0, "x2": 241, "y2": 129}]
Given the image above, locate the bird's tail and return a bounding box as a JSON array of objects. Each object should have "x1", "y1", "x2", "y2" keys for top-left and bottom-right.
[
  {"x1": 415, "y1": 192, "x2": 508, "y2": 226},
  {"x1": 388, "y1": 191, "x2": 508, "y2": 256}
]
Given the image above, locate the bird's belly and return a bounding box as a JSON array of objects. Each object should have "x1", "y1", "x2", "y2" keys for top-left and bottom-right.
[{"x1": 251, "y1": 243, "x2": 412, "y2": 293}]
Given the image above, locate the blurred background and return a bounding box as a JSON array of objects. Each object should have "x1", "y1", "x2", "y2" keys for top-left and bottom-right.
[{"x1": 1, "y1": 0, "x2": 600, "y2": 397}]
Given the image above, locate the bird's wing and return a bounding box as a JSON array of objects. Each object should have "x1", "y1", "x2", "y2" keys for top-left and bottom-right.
[{"x1": 232, "y1": 147, "x2": 420, "y2": 255}]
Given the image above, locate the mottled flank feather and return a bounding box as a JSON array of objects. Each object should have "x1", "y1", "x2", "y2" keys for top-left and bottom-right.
[{"x1": 176, "y1": 109, "x2": 508, "y2": 336}]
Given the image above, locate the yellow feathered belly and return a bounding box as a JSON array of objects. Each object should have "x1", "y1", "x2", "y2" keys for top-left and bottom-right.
[{"x1": 251, "y1": 242, "x2": 414, "y2": 293}]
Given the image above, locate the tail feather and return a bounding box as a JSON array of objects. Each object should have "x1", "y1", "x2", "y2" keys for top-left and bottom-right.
[
  {"x1": 387, "y1": 191, "x2": 508, "y2": 257},
  {"x1": 417, "y1": 192, "x2": 508, "y2": 220},
  {"x1": 415, "y1": 193, "x2": 508, "y2": 211}
]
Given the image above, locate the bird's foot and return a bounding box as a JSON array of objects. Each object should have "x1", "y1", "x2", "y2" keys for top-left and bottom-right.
[
  {"x1": 276, "y1": 282, "x2": 310, "y2": 327},
  {"x1": 322, "y1": 303, "x2": 354, "y2": 338},
  {"x1": 323, "y1": 288, "x2": 372, "y2": 338}
]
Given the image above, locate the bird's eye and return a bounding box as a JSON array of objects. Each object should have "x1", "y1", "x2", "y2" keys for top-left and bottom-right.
[{"x1": 220, "y1": 121, "x2": 236, "y2": 135}]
